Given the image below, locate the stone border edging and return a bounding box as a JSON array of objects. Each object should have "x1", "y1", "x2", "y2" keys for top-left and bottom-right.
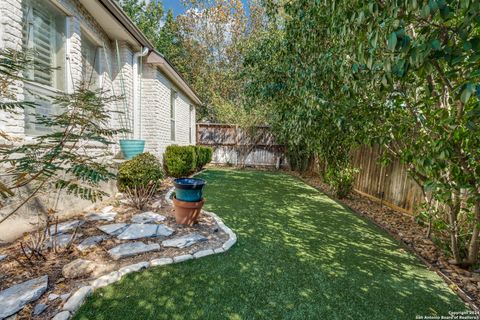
[{"x1": 51, "y1": 186, "x2": 236, "y2": 320}]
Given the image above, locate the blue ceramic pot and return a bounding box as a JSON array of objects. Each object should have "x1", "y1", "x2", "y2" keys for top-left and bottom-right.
[
  {"x1": 119, "y1": 139, "x2": 145, "y2": 160},
  {"x1": 174, "y1": 178, "x2": 207, "y2": 202}
]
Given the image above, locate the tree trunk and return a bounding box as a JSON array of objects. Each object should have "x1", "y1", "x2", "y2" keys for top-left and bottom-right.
[
  {"x1": 448, "y1": 190, "x2": 462, "y2": 264},
  {"x1": 467, "y1": 200, "x2": 480, "y2": 265}
]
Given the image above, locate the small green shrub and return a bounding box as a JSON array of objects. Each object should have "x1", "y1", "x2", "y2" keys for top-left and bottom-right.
[
  {"x1": 325, "y1": 166, "x2": 359, "y2": 198},
  {"x1": 195, "y1": 146, "x2": 213, "y2": 169},
  {"x1": 164, "y1": 145, "x2": 198, "y2": 177},
  {"x1": 117, "y1": 153, "x2": 164, "y2": 191},
  {"x1": 203, "y1": 147, "x2": 213, "y2": 165}
]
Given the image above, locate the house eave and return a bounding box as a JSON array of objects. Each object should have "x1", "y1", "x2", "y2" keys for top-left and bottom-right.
[
  {"x1": 147, "y1": 51, "x2": 203, "y2": 106},
  {"x1": 80, "y1": 0, "x2": 203, "y2": 106}
]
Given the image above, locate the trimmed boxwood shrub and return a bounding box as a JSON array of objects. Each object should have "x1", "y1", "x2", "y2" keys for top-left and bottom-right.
[
  {"x1": 195, "y1": 146, "x2": 213, "y2": 169},
  {"x1": 117, "y1": 152, "x2": 164, "y2": 191},
  {"x1": 163, "y1": 145, "x2": 198, "y2": 177}
]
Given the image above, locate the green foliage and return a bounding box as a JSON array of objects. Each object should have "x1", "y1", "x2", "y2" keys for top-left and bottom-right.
[
  {"x1": 119, "y1": 0, "x2": 163, "y2": 48},
  {"x1": 0, "y1": 48, "x2": 36, "y2": 203},
  {"x1": 245, "y1": 0, "x2": 480, "y2": 264},
  {"x1": 117, "y1": 152, "x2": 164, "y2": 191},
  {"x1": 163, "y1": 145, "x2": 198, "y2": 178},
  {"x1": 0, "y1": 84, "x2": 127, "y2": 222},
  {"x1": 195, "y1": 146, "x2": 213, "y2": 169},
  {"x1": 0, "y1": 48, "x2": 35, "y2": 125},
  {"x1": 120, "y1": 0, "x2": 268, "y2": 123},
  {"x1": 325, "y1": 166, "x2": 359, "y2": 199}
]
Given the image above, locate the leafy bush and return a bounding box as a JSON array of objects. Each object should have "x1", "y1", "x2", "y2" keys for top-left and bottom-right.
[
  {"x1": 117, "y1": 153, "x2": 164, "y2": 191},
  {"x1": 195, "y1": 146, "x2": 213, "y2": 169},
  {"x1": 325, "y1": 166, "x2": 359, "y2": 199},
  {"x1": 163, "y1": 145, "x2": 198, "y2": 177}
]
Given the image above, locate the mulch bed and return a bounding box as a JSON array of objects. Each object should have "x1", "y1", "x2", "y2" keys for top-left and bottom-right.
[
  {"x1": 290, "y1": 171, "x2": 480, "y2": 311},
  {"x1": 0, "y1": 178, "x2": 228, "y2": 319}
]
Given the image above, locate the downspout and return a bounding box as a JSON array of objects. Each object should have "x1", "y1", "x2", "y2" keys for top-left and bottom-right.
[{"x1": 133, "y1": 47, "x2": 149, "y2": 139}]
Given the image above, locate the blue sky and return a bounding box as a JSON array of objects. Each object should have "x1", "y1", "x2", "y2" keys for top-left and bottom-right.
[
  {"x1": 163, "y1": 0, "x2": 250, "y2": 17},
  {"x1": 162, "y1": 0, "x2": 186, "y2": 17}
]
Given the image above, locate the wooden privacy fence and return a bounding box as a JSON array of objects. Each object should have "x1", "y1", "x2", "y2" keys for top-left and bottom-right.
[
  {"x1": 196, "y1": 123, "x2": 287, "y2": 168},
  {"x1": 351, "y1": 144, "x2": 424, "y2": 214},
  {"x1": 197, "y1": 123, "x2": 423, "y2": 214}
]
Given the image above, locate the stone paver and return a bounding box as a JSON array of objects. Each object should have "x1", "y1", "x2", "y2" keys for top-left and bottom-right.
[
  {"x1": 162, "y1": 233, "x2": 208, "y2": 248},
  {"x1": 86, "y1": 212, "x2": 117, "y2": 222},
  {"x1": 118, "y1": 262, "x2": 149, "y2": 277},
  {"x1": 0, "y1": 275, "x2": 48, "y2": 319},
  {"x1": 108, "y1": 242, "x2": 160, "y2": 260},
  {"x1": 193, "y1": 249, "x2": 215, "y2": 259},
  {"x1": 131, "y1": 211, "x2": 166, "y2": 224},
  {"x1": 49, "y1": 220, "x2": 84, "y2": 235},
  {"x1": 76, "y1": 235, "x2": 107, "y2": 252},
  {"x1": 52, "y1": 311, "x2": 70, "y2": 320},
  {"x1": 63, "y1": 286, "x2": 93, "y2": 313},
  {"x1": 33, "y1": 303, "x2": 47, "y2": 315},
  {"x1": 91, "y1": 272, "x2": 120, "y2": 289},
  {"x1": 45, "y1": 233, "x2": 81, "y2": 249},
  {"x1": 150, "y1": 258, "x2": 173, "y2": 267},
  {"x1": 173, "y1": 254, "x2": 193, "y2": 263},
  {"x1": 97, "y1": 223, "x2": 128, "y2": 236},
  {"x1": 117, "y1": 224, "x2": 174, "y2": 240},
  {"x1": 62, "y1": 259, "x2": 104, "y2": 279},
  {"x1": 48, "y1": 293, "x2": 59, "y2": 301}
]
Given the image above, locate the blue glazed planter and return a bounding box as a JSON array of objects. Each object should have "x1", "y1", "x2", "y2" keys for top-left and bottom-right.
[
  {"x1": 119, "y1": 139, "x2": 145, "y2": 160},
  {"x1": 174, "y1": 178, "x2": 207, "y2": 202}
]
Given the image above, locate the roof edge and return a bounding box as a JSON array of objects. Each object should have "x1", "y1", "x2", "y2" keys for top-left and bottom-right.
[
  {"x1": 98, "y1": 0, "x2": 203, "y2": 106},
  {"x1": 147, "y1": 51, "x2": 203, "y2": 106}
]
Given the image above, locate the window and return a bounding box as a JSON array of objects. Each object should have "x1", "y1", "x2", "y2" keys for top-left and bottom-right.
[
  {"x1": 189, "y1": 105, "x2": 194, "y2": 144},
  {"x1": 170, "y1": 89, "x2": 176, "y2": 141},
  {"x1": 22, "y1": 0, "x2": 67, "y2": 135},
  {"x1": 81, "y1": 31, "x2": 101, "y2": 89},
  {"x1": 22, "y1": 0, "x2": 66, "y2": 90}
]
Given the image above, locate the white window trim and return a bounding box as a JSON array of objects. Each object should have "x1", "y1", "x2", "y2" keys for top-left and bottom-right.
[
  {"x1": 49, "y1": 0, "x2": 74, "y2": 16},
  {"x1": 80, "y1": 26, "x2": 104, "y2": 89},
  {"x1": 189, "y1": 105, "x2": 194, "y2": 144},
  {"x1": 170, "y1": 89, "x2": 177, "y2": 142},
  {"x1": 22, "y1": 0, "x2": 72, "y2": 136}
]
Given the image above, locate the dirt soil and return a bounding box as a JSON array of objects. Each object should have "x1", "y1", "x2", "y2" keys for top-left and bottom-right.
[
  {"x1": 0, "y1": 180, "x2": 228, "y2": 319},
  {"x1": 291, "y1": 171, "x2": 480, "y2": 311}
]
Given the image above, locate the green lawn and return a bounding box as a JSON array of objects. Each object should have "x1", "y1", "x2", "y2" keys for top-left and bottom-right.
[{"x1": 75, "y1": 169, "x2": 466, "y2": 320}]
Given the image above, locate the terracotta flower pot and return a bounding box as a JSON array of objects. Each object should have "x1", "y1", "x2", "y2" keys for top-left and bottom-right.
[{"x1": 172, "y1": 197, "x2": 205, "y2": 225}]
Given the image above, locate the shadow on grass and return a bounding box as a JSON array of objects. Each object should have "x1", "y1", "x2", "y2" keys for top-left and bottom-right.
[{"x1": 74, "y1": 169, "x2": 466, "y2": 320}]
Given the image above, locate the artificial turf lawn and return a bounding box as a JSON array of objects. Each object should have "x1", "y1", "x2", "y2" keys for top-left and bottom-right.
[{"x1": 75, "y1": 169, "x2": 466, "y2": 320}]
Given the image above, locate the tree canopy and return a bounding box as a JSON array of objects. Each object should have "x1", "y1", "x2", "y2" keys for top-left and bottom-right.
[
  {"x1": 243, "y1": 0, "x2": 480, "y2": 265},
  {"x1": 119, "y1": 0, "x2": 480, "y2": 265}
]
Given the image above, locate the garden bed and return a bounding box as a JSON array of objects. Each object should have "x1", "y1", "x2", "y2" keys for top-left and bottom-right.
[
  {"x1": 0, "y1": 178, "x2": 232, "y2": 319},
  {"x1": 293, "y1": 171, "x2": 480, "y2": 311}
]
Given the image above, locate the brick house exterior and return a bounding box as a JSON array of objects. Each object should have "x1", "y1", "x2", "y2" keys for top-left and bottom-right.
[
  {"x1": 0, "y1": 0, "x2": 201, "y2": 158},
  {"x1": 0, "y1": 0, "x2": 202, "y2": 242}
]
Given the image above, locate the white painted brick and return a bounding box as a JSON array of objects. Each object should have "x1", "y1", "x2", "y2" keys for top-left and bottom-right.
[{"x1": 0, "y1": 0, "x2": 197, "y2": 156}]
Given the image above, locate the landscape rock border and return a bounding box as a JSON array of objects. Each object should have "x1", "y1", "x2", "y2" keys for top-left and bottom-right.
[{"x1": 49, "y1": 186, "x2": 236, "y2": 320}]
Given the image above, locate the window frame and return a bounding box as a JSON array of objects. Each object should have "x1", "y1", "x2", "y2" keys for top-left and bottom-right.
[
  {"x1": 22, "y1": 0, "x2": 71, "y2": 136},
  {"x1": 22, "y1": 0, "x2": 68, "y2": 91},
  {"x1": 189, "y1": 104, "x2": 194, "y2": 144},
  {"x1": 170, "y1": 89, "x2": 177, "y2": 141},
  {"x1": 80, "y1": 27, "x2": 103, "y2": 89}
]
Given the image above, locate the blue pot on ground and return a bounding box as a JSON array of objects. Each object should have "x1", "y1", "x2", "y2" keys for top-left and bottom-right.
[
  {"x1": 174, "y1": 178, "x2": 207, "y2": 202},
  {"x1": 120, "y1": 139, "x2": 145, "y2": 160}
]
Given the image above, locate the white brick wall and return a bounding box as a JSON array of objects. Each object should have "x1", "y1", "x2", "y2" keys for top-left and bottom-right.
[
  {"x1": 0, "y1": 0, "x2": 25, "y2": 138},
  {"x1": 0, "y1": 0, "x2": 198, "y2": 242},
  {"x1": 141, "y1": 63, "x2": 196, "y2": 162},
  {"x1": 0, "y1": 0, "x2": 197, "y2": 156}
]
